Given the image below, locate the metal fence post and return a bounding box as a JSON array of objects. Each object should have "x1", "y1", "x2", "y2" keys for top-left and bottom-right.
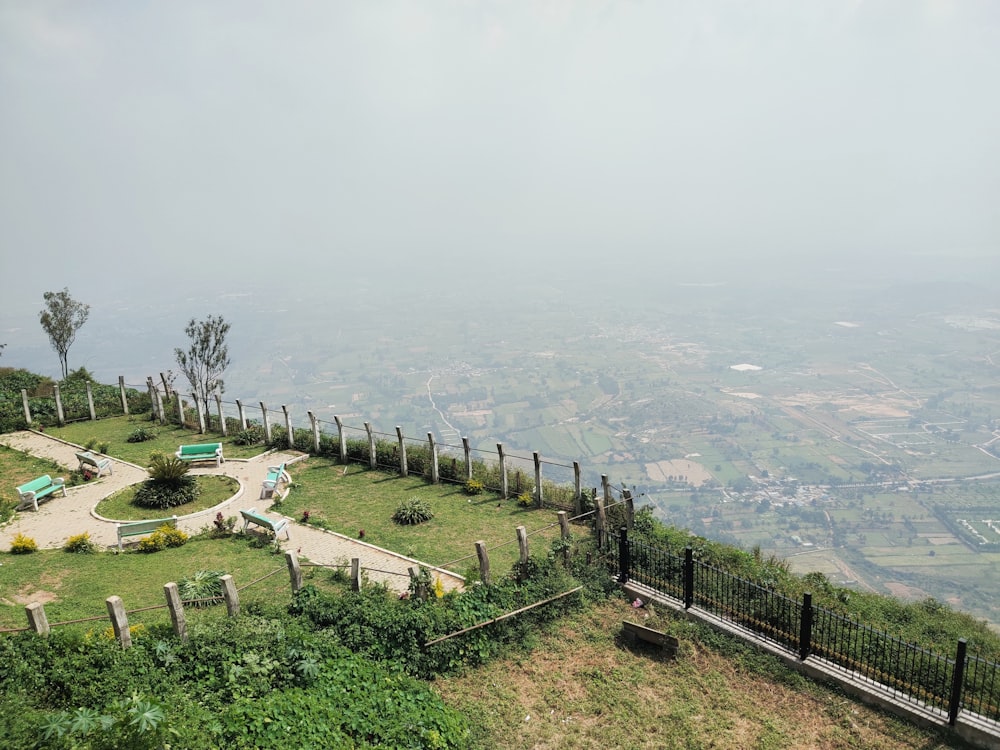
[
  {"x1": 683, "y1": 547, "x2": 694, "y2": 609},
  {"x1": 949, "y1": 638, "x2": 968, "y2": 726},
  {"x1": 618, "y1": 527, "x2": 630, "y2": 583},
  {"x1": 799, "y1": 592, "x2": 813, "y2": 661}
]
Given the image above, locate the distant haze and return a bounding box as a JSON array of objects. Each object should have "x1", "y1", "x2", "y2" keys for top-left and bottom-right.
[{"x1": 1, "y1": 1, "x2": 998, "y2": 377}]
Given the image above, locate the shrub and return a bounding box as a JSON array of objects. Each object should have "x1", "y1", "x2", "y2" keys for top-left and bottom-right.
[
  {"x1": 178, "y1": 569, "x2": 225, "y2": 606},
  {"x1": 98, "y1": 442, "x2": 110, "y2": 454},
  {"x1": 134, "y1": 454, "x2": 198, "y2": 509},
  {"x1": 10, "y1": 533, "x2": 37, "y2": 554},
  {"x1": 233, "y1": 426, "x2": 264, "y2": 446},
  {"x1": 64, "y1": 532, "x2": 97, "y2": 554},
  {"x1": 136, "y1": 525, "x2": 188, "y2": 553},
  {"x1": 211, "y1": 512, "x2": 237, "y2": 537},
  {"x1": 125, "y1": 426, "x2": 156, "y2": 442},
  {"x1": 463, "y1": 478, "x2": 484, "y2": 496},
  {"x1": 392, "y1": 497, "x2": 434, "y2": 525},
  {"x1": 517, "y1": 490, "x2": 535, "y2": 508}
]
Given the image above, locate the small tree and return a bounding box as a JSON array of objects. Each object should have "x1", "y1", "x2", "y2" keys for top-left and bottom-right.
[
  {"x1": 174, "y1": 315, "x2": 231, "y2": 419},
  {"x1": 39, "y1": 288, "x2": 90, "y2": 378}
]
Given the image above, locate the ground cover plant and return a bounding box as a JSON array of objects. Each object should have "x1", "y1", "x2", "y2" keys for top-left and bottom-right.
[
  {"x1": 279, "y1": 457, "x2": 563, "y2": 575},
  {"x1": 94, "y1": 474, "x2": 239, "y2": 521},
  {"x1": 42, "y1": 414, "x2": 262, "y2": 465}
]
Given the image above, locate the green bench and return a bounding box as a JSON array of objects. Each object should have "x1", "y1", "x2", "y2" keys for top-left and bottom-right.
[
  {"x1": 116, "y1": 516, "x2": 178, "y2": 551},
  {"x1": 240, "y1": 508, "x2": 290, "y2": 540},
  {"x1": 76, "y1": 450, "x2": 113, "y2": 478},
  {"x1": 175, "y1": 443, "x2": 224, "y2": 467},
  {"x1": 260, "y1": 462, "x2": 291, "y2": 499},
  {"x1": 16, "y1": 474, "x2": 67, "y2": 511}
]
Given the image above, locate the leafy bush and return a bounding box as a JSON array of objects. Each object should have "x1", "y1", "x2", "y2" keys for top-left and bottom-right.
[
  {"x1": 64, "y1": 532, "x2": 97, "y2": 554},
  {"x1": 517, "y1": 490, "x2": 535, "y2": 508},
  {"x1": 126, "y1": 426, "x2": 156, "y2": 443},
  {"x1": 463, "y1": 478, "x2": 484, "y2": 495},
  {"x1": 232, "y1": 425, "x2": 264, "y2": 446},
  {"x1": 10, "y1": 533, "x2": 37, "y2": 554},
  {"x1": 177, "y1": 569, "x2": 225, "y2": 606},
  {"x1": 134, "y1": 454, "x2": 198, "y2": 509},
  {"x1": 392, "y1": 497, "x2": 434, "y2": 525},
  {"x1": 136, "y1": 525, "x2": 188, "y2": 553}
]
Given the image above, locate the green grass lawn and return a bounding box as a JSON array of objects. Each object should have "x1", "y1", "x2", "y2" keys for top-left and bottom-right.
[
  {"x1": 0, "y1": 535, "x2": 296, "y2": 631},
  {"x1": 94, "y1": 475, "x2": 241, "y2": 521},
  {"x1": 277, "y1": 457, "x2": 564, "y2": 577},
  {"x1": 42, "y1": 415, "x2": 265, "y2": 465}
]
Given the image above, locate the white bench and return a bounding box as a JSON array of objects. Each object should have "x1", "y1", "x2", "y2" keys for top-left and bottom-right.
[
  {"x1": 260, "y1": 463, "x2": 291, "y2": 499},
  {"x1": 76, "y1": 451, "x2": 113, "y2": 478},
  {"x1": 240, "y1": 508, "x2": 290, "y2": 540},
  {"x1": 116, "y1": 516, "x2": 178, "y2": 551}
]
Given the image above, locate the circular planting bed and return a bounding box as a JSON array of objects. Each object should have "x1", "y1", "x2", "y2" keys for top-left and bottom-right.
[{"x1": 94, "y1": 475, "x2": 241, "y2": 522}]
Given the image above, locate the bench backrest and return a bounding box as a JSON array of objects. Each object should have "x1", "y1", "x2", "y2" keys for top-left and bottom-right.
[
  {"x1": 120, "y1": 518, "x2": 177, "y2": 534},
  {"x1": 241, "y1": 510, "x2": 275, "y2": 528},
  {"x1": 179, "y1": 443, "x2": 221, "y2": 456},
  {"x1": 17, "y1": 475, "x2": 52, "y2": 494},
  {"x1": 76, "y1": 451, "x2": 101, "y2": 466}
]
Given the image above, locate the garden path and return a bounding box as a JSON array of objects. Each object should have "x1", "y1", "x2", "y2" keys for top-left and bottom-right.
[{"x1": 0, "y1": 430, "x2": 463, "y2": 593}]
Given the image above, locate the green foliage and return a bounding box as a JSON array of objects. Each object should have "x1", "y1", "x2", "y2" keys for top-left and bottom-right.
[
  {"x1": 136, "y1": 525, "x2": 188, "y2": 553},
  {"x1": 39, "y1": 287, "x2": 90, "y2": 379},
  {"x1": 177, "y1": 569, "x2": 225, "y2": 606},
  {"x1": 63, "y1": 532, "x2": 97, "y2": 554},
  {"x1": 232, "y1": 425, "x2": 264, "y2": 446},
  {"x1": 174, "y1": 314, "x2": 231, "y2": 417},
  {"x1": 127, "y1": 426, "x2": 157, "y2": 443},
  {"x1": 393, "y1": 496, "x2": 435, "y2": 525},
  {"x1": 10, "y1": 533, "x2": 38, "y2": 554},
  {"x1": 516, "y1": 490, "x2": 534, "y2": 507},
  {"x1": 463, "y1": 478, "x2": 484, "y2": 495},
  {"x1": 133, "y1": 454, "x2": 198, "y2": 510},
  {"x1": 147, "y1": 453, "x2": 189, "y2": 482}
]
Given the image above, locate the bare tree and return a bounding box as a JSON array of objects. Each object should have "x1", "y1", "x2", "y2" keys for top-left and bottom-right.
[
  {"x1": 174, "y1": 315, "x2": 231, "y2": 418},
  {"x1": 39, "y1": 288, "x2": 90, "y2": 379}
]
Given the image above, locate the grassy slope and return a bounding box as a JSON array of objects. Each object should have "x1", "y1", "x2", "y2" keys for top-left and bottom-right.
[
  {"x1": 436, "y1": 596, "x2": 968, "y2": 750},
  {"x1": 0, "y1": 420, "x2": 981, "y2": 748}
]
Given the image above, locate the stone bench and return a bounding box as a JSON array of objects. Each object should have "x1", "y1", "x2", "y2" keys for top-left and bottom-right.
[
  {"x1": 240, "y1": 508, "x2": 290, "y2": 540},
  {"x1": 117, "y1": 516, "x2": 178, "y2": 551},
  {"x1": 16, "y1": 474, "x2": 66, "y2": 512},
  {"x1": 76, "y1": 451, "x2": 113, "y2": 478},
  {"x1": 175, "y1": 443, "x2": 224, "y2": 467},
  {"x1": 621, "y1": 620, "x2": 679, "y2": 657}
]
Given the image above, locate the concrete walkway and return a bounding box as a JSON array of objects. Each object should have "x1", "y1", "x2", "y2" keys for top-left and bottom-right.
[{"x1": 1, "y1": 431, "x2": 463, "y2": 594}]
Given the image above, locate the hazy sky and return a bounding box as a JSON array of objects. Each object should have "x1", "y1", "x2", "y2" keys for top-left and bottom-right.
[{"x1": 1, "y1": 1, "x2": 998, "y2": 319}]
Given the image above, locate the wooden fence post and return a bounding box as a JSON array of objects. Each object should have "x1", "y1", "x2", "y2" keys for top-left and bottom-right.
[
  {"x1": 216, "y1": 395, "x2": 227, "y2": 436},
  {"x1": 118, "y1": 376, "x2": 129, "y2": 416},
  {"x1": 351, "y1": 558, "x2": 361, "y2": 592},
  {"x1": 25, "y1": 602, "x2": 49, "y2": 636},
  {"x1": 308, "y1": 411, "x2": 321, "y2": 454},
  {"x1": 396, "y1": 426, "x2": 408, "y2": 476},
  {"x1": 236, "y1": 399, "x2": 247, "y2": 430},
  {"x1": 164, "y1": 582, "x2": 187, "y2": 641},
  {"x1": 533, "y1": 452, "x2": 543, "y2": 508},
  {"x1": 260, "y1": 402, "x2": 271, "y2": 443},
  {"x1": 285, "y1": 551, "x2": 303, "y2": 594},
  {"x1": 194, "y1": 393, "x2": 206, "y2": 433},
  {"x1": 462, "y1": 437, "x2": 473, "y2": 481},
  {"x1": 282, "y1": 405, "x2": 294, "y2": 448},
  {"x1": 558, "y1": 511, "x2": 571, "y2": 565},
  {"x1": 54, "y1": 384, "x2": 65, "y2": 426},
  {"x1": 497, "y1": 443, "x2": 508, "y2": 499},
  {"x1": 334, "y1": 416, "x2": 346, "y2": 462},
  {"x1": 428, "y1": 432, "x2": 439, "y2": 484},
  {"x1": 85, "y1": 382, "x2": 96, "y2": 421},
  {"x1": 365, "y1": 422, "x2": 376, "y2": 469},
  {"x1": 106, "y1": 596, "x2": 131, "y2": 648},
  {"x1": 573, "y1": 461, "x2": 582, "y2": 517},
  {"x1": 220, "y1": 575, "x2": 239, "y2": 617},
  {"x1": 476, "y1": 541, "x2": 491, "y2": 586}
]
